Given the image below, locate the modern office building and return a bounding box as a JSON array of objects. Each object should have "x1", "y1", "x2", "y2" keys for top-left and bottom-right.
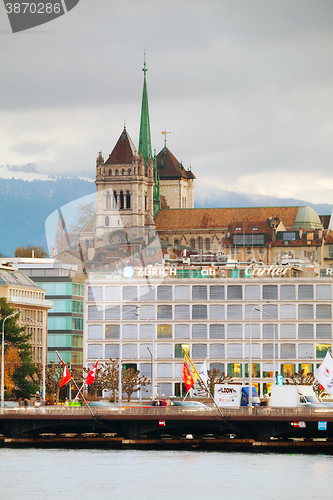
[
  {"x1": 84, "y1": 264, "x2": 332, "y2": 399},
  {"x1": 0, "y1": 264, "x2": 51, "y2": 364},
  {"x1": 0, "y1": 258, "x2": 85, "y2": 366}
]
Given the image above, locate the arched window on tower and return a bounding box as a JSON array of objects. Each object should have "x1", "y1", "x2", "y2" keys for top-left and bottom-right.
[
  {"x1": 205, "y1": 239, "x2": 211, "y2": 251},
  {"x1": 190, "y1": 239, "x2": 196, "y2": 250},
  {"x1": 120, "y1": 190, "x2": 124, "y2": 209},
  {"x1": 145, "y1": 195, "x2": 147, "y2": 211},
  {"x1": 126, "y1": 190, "x2": 131, "y2": 209},
  {"x1": 106, "y1": 191, "x2": 111, "y2": 210},
  {"x1": 122, "y1": 169, "x2": 125, "y2": 176},
  {"x1": 115, "y1": 169, "x2": 119, "y2": 176},
  {"x1": 198, "y1": 237, "x2": 203, "y2": 250},
  {"x1": 113, "y1": 191, "x2": 117, "y2": 209},
  {"x1": 128, "y1": 169, "x2": 132, "y2": 175},
  {"x1": 108, "y1": 169, "x2": 112, "y2": 176},
  {"x1": 105, "y1": 216, "x2": 109, "y2": 227}
]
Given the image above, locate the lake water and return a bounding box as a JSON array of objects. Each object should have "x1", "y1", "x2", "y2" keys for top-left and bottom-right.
[{"x1": 0, "y1": 448, "x2": 332, "y2": 500}]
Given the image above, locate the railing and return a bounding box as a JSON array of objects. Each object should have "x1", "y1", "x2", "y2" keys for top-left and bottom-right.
[{"x1": 1, "y1": 406, "x2": 332, "y2": 418}]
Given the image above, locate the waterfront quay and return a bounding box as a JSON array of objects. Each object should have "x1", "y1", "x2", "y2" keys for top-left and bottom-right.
[{"x1": 1, "y1": 406, "x2": 333, "y2": 450}]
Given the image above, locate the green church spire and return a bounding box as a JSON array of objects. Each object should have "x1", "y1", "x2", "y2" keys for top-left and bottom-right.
[{"x1": 138, "y1": 54, "x2": 152, "y2": 164}]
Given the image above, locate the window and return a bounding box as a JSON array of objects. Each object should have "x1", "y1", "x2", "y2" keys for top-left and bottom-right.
[
  {"x1": 104, "y1": 344, "x2": 117, "y2": 359},
  {"x1": 175, "y1": 286, "x2": 190, "y2": 300},
  {"x1": 157, "y1": 286, "x2": 172, "y2": 301},
  {"x1": 205, "y1": 239, "x2": 210, "y2": 251},
  {"x1": 105, "y1": 325, "x2": 119, "y2": 339},
  {"x1": 105, "y1": 286, "x2": 120, "y2": 301},
  {"x1": 280, "y1": 324, "x2": 296, "y2": 339},
  {"x1": 263, "y1": 285, "x2": 278, "y2": 300},
  {"x1": 316, "y1": 304, "x2": 331, "y2": 319},
  {"x1": 227, "y1": 343, "x2": 242, "y2": 358},
  {"x1": 122, "y1": 305, "x2": 138, "y2": 320},
  {"x1": 245, "y1": 285, "x2": 260, "y2": 300},
  {"x1": 192, "y1": 285, "x2": 207, "y2": 300},
  {"x1": 280, "y1": 304, "x2": 296, "y2": 319},
  {"x1": 105, "y1": 216, "x2": 109, "y2": 227},
  {"x1": 123, "y1": 344, "x2": 138, "y2": 358},
  {"x1": 105, "y1": 305, "x2": 120, "y2": 320},
  {"x1": 120, "y1": 190, "x2": 124, "y2": 209},
  {"x1": 262, "y1": 344, "x2": 278, "y2": 358},
  {"x1": 126, "y1": 191, "x2": 131, "y2": 209},
  {"x1": 198, "y1": 237, "x2": 203, "y2": 250},
  {"x1": 192, "y1": 324, "x2": 207, "y2": 339},
  {"x1": 210, "y1": 305, "x2": 224, "y2": 320},
  {"x1": 123, "y1": 286, "x2": 137, "y2": 301},
  {"x1": 175, "y1": 324, "x2": 190, "y2": 339},
  {"x1": 227, "y1": 324, "x2": 242, "y2": 339},
  {"x1": 140, "y1": 323, "x2": 154, "y2": 340},
  {"x1": 190, "y1": 239, "x2": 196, "y2": 249},
  {"x1": 140, "y1": 286, "x2": 155, "y2": 301},
  {"x1": 157, "y1": 324, "x2": 172, "y2": 338},
  {"x1": 244, "y1": 305, "x2": 260, "y2": 319},
  {"x1": 88, "y1": 344, "x2": 102, "y2": 359},
  {"x1": 227, "y1": 305, "x2": 242, "y2": 319},
  {"x1": 280, "y1": 285, "x2": 296, "y2": 300},
  {"x1": 263, "y1": 304, "x2": 278, "y2": 319},
  {"x1": 140, "y1": 305, "x2": 155, "y2": 320},
  {"x1": 122, "y1": 169, "x2": 125, "y2": 176},
  {"x1": 298, "y1": 304, "x2": 313, "y2": 319},
  {"x1": 227, "y1": 285, "x2": 242, "y2": 300},
  {"x1": 157, "y1": 363, "x2": 172, "y2": 377},
  {"x1": 210, "y1": 285, "x2": 224, "y2": 300},
  {"x1": 210, "y1": 344, "x2": 225, "y2": 358},
  {"x1": 157, "y1": 345, "x2": 173, "y2": 359},
  {"x1": 88, "y1": 286, "x2": 103, "y2": 301},
  {"x1": 175, "y1": 344, "x2": 189, "y2": 358},
  {"x1": 244, "y1": 363, "x2": 260, "y2": 378},
  {"x1": 281, "y1": 364, "x2": 295, "y2": 377},
  {"x1": 298, "y1": 344, "x2": 314, "y2": 359},
  {"x1": 281, "y1": 344, "x2": 296, "y2": 359},
  {"x1": 122, "y1": 324, "x2": 137, "y2": 339},
  {"x1": 175, "y1": 305, "x2": 190, "y2": 320},
  {"x1": 298, "y1": 285, "x2": 313, "y2": 300},
  {"x1": 88, "y1": 306, "x2": 103, "y2": 320},
  {"x1": 88, "y1": 325, "x2": 103, "y2": 340},
  {"x1": 316, "y1": 324, "x2": 331, "y2": 339},
  {"x1": 140, "y1": 344, "x2": 153, "y2": 359},
  {"x1": 316, "y1": 344, "x2": 331, "y2": 358},
  {"x1": 227, "y1": 363, "x2": 243, "y2": 378},
  {"x1": 245, "y1": 324, "x2": 260, "y2": 339},
  {"x1": 263, "y1": 324, "x2": 275, "y2": 339},
  {"x1": 192, "y1": 344, "x2": 207, "y2": 358},
  {"x1": 192, "y1": 305, "x2": 207, "y2": 319},
  {"x1": 157, "y1": 305, "x2": 172, "y2": 320},
  {"x1": 316, "y1": 285, "x2": 331, "y2": 300},
  {"x1": 140, "y1": 363, "x2": 152, "y2": 377},
  {"x1": 298, "y1": 324, "x2": 314, "y2": 339},
  {"x1": 209, "y1": 324, "x2": 225, "y2": 339},
  {"x1": 106, "y1": 191, "x2": 111, "y2": 210}
]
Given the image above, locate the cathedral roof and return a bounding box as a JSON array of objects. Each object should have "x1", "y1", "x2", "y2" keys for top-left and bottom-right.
[
  {"x1": 156, "y1": 147, "x2": 195, "y2": 180},
  {"x1": 155, "y1": 206, "x2": 299, "y2": 231},
  {"x1": 104, "y1": 128, "x2": 138, "y2": 165}
]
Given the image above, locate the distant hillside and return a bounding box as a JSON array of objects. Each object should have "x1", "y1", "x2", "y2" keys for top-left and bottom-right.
[
  {"x1": 0, "y1": 177, "x2": 95, "y2": 256},
  {"x1": 0, "y1": 177, "x2": 331, "y2": 257},
  {"x1": 195, "y1": 189, "x2": 333, "y2": 216}
]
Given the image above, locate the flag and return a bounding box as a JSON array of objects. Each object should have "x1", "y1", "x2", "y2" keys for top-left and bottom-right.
[
  {"x1": 56, "y1": 351, "x2": 72, "y2": 388},
  {"x1": 86, "y1": 360, "x2": 99, "y2": 386},
  {"x1": 198, "y1": 359, "x2": 208, "y2": 387},
  {"x1": 161, "y1": 131, "x2": 166, "y2": 135},
  {"x1": 182, "y1": 352, "x2": 199, "y2": 392},
  {"x1": 315, "y1": 351, "x2": 333, "y2": 394}
]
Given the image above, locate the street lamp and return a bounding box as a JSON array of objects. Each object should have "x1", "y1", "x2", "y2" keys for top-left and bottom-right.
[
  {"x1": 135, "y1": 313, "x2": 155, "y2": 400},
  {"x1": 27, "y1": 316, "x2": 46, "y2": 403},
  {"x1": 118, "y1": 305, "x2": 138, "y2": 406},
  {"x1": 1, "y1": 310, "x2": 22, "y2": 408}
]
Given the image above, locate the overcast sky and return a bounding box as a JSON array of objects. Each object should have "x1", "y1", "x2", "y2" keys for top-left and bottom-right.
[{"x1": 0, "y1": 0, "x2": 332, "y2": 205}]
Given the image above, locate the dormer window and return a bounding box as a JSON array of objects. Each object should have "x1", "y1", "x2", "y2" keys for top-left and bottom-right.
[
  {"x1": 252, "y1": 227, "x2": 258, "y2": 231},
  {"x1": 235, "y1": 227, "x2": 242, "y2": 231}
]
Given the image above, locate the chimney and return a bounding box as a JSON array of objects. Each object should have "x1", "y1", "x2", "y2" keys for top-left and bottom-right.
[
  {"x1": 299, "y1": 228, "x2": 303, "y2": 239},
  {"x1": 51, "y1": 247, "x2": 56, "y2": 258},
  {"x1": 319, "y1": 228, "x2": 323, "y2": 239}
]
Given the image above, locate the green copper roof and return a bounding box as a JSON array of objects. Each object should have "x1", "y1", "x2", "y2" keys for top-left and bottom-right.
[{"x1": 138, "y1": 56, "x2": 152, "y2": 164}]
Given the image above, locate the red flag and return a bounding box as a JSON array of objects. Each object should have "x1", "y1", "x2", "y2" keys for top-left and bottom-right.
[
  {"x1": 56, "y1": 351, "x2": 72, "y2": 388},
  {"x1": 86, "y1": 360, "x2": 99, "y2": 386},
  {"x1": 59, "y1": 364, "x2": 72, "y2": 388},
  {"x1": 182, "y1": 353, "x2": 199, "y2": 392}
]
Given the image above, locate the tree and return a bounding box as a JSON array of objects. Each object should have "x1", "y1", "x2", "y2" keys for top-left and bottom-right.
[
  {"x1": 285, "y1": 369, "x2": 316, "y2": 386},
  {"x1": 0, "y1": 297, "x2": 39, "y2": 399},
  {"x1": 71, "y1": 201, "x2": 96, "y2": 235},
  {"x1": 14, "y1": 245, "x2": 48, "y2": 258},
  {"x1": 196, "y1": 368, "x2": 233, "y2": 398},
  {"x1": 0, "y1": 346, "x2": 22, "y2": 394},
  {"x1": 103, "y1": 359, "x2": 119, "y2": 402},
  {"x1": 122, "y1": 367, "x2": 150, "y2": 402}
]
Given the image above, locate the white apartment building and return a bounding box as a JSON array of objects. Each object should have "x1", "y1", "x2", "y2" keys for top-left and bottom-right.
[{"x1": 83, "y1": 267, "x2": 332, "y2": 398}]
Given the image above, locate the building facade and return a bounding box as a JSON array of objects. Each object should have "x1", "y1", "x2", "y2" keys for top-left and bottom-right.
[{"x1": 84, "y1": 267, "x2": 332, "y2": 399}]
